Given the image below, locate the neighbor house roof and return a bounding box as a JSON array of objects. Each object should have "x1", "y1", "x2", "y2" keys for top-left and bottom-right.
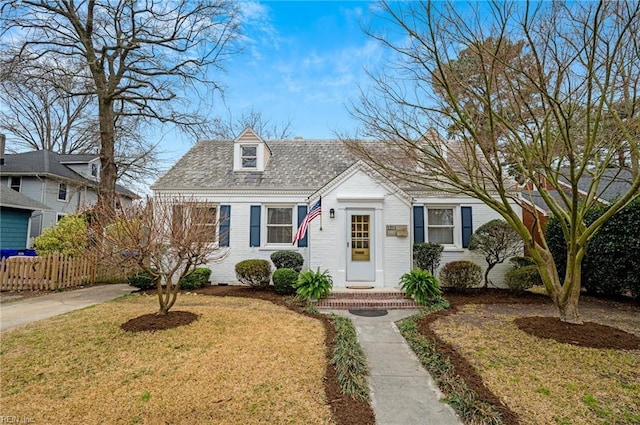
[
  {"x1": 152, "y1": 139, "x2": 359, "y2": 191},
  {"x1": 0, "y1": 185, "x2": 50, "y2": 211},
  {"x1": 0, "y1": 150, "x2": 138, "y2": 199},
  {"x1": 522, "y1": 167, "x2": 636, "y2": 214}
]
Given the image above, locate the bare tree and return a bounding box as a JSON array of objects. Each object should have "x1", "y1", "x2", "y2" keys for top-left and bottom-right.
[
  {"x1": 211, "y1": 108, "x2": 294, "y2": 139},
  {"x1": 347, "y1": 1, "x2": 640, "y2": 323},
  {"x1": 1, "y1": 1, "x2": 241, "y2": 210},
  {"x1": 468, "y1": 220, "x2": 523, "y2": 288},
  {"x1": 0, "y1": 59, "x2": 98, "y2": 154},
  {"x1": 97, "y1": 196, "x2": 229, "y2": 315}
]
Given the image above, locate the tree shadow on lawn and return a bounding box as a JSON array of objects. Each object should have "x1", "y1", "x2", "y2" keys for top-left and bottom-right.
[
  {"x1": 416, "y1": 289, "x2": 640, "y2": 425},
  {"x1": 128, "y1": 285, "x2": 375, "y2": 425}
]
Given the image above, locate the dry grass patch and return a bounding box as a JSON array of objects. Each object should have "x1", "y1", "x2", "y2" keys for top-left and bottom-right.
[
  {"x1": 431, "y1": 305, "x2": 640, "y2": 425},
  {"x1": 1, "y1": 294, "x2": 333, "y2": 424}
]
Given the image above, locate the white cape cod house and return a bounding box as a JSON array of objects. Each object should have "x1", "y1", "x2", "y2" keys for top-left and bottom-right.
[{"x1": 152, "y1": 128, "x2": 519, "y2": 287}]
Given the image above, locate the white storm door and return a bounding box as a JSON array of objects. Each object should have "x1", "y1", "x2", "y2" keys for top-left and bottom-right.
[{"x1": 346, "y1": 209, "x2": 375, "y2": 282}]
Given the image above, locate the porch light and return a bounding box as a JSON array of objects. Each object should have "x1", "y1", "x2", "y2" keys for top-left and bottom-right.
[{"x1": 329, "y1": 208, "x2": 335, "y2": 219}]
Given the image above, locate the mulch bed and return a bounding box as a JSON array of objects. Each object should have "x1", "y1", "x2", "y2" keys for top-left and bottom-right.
[{"x1": 120, "y1": 311, "x2": 199, "y2": 332}]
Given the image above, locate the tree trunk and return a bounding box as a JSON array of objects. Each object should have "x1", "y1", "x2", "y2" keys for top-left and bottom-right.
[
  {"x1": 483, "y1": 263, "x2": 495, "y2": 288},
  {"x1": 97, "y1": 98, "x2": 117, "y2": 213},
  {"x1": 526, "y1": 242, "x2": 583, "y2": 324}
]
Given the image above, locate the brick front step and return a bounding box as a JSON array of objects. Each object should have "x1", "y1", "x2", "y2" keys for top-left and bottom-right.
[
  {"x1": 316, "y1": 298, "x2": 419, "y2": 310},
  {"x1": 316, "y1": 289, "x2": 419, "y2": 309}
]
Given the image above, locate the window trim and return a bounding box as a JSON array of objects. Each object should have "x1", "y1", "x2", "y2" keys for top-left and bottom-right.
[
  {"x1": 425, "y1": 206, "x2": 458, "y2": 246},
  {"x1": 57, "y1": 182, "x2": 68, "y2": 202},
  {"x1": 240, "y1": 144, "x2": 258, "y2": 169},
  {"x1": 9, "y1": 176, "x2": 21, "y2": 192},
  {"x1": 263, "y1": 205, "x2": 295, "y2": 246}
]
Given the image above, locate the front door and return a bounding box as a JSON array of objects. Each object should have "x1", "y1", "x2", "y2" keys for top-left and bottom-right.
[{"x1": 346, "y1": 210, "x2": 375, "y2": 282}]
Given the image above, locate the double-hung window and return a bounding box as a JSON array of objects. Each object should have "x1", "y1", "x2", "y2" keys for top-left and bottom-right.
[
  {"x1": 10, "y1": 176, "x2": 21, "y2": 192},
  {"x1": 241, "y1": 146, "x2": 257, "y2": 168},
  {"x1": 57, "y1": 183, "x2": 68, "y2": 201},
  {"x1": 266, "y1": 207, "x2": 293, "y2": 244},
  {"x1": 426, "y1": 208, "x2": 454, "y2": 244},
  {"x1": 172, "y1": 203, "x2": 218, "y2": 243}
]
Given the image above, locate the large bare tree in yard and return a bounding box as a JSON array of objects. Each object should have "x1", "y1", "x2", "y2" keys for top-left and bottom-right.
[
  {"x1": 1, "y1": 0, "x2": 241, "y2": 210},
  {"x1": 348, "y1": 1, "x2": 640, "y2": 323},
  {"x1": 97, "y1": 196, "x2": 229, "y2": 315}
]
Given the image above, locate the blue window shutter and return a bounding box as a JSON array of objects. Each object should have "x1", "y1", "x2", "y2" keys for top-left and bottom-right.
[
  {"x1": 249, "y1": 205, "x2": 261, "y2": 247},
  {"x1": 219, "y1": 205, "x2": 231, "y2": 247},
  {"x1": 297, "y1": 205, "x2": 308, "y2": 247},
  {"x1": 461, "y1": 206, "x2": 473, "y2": 248},
  {"x1": 413, "y1": 206, "x2": 425, "y2": 244}
]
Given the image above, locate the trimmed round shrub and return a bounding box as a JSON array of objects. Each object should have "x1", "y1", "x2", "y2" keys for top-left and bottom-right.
[
  {"x1": 127, "y1": 269, "x2": 158, "y2": 290},
  {"x1": 439, "y1": 260, "x2": 482, "y2": 291},
  {"x1": 272, "y1": 268, "x2": 299, "y2": 295},
  {"x1": 180, "y1": 267, "x2": 212, "y2": 290},
  {"x1": 235, "y1": 259, "x2": 272, "y2": 288},
  {"x1": 413, "y1": 243, "x2": 444, "y2": 274},
  {"x1": 504, "y1": 265, "x2": 542, "y2": 295},
  {"x1": 270, "y1": 250, "x2": 304, "y2": 272}
]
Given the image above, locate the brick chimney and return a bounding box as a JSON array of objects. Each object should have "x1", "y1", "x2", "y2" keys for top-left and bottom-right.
[{"x1": 0, "y1": 133, "x2": 5, "y2": 166}]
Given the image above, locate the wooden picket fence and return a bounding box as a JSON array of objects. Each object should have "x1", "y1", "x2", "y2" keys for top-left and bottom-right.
[{"x1": 0, "y1": 253, "x2": 138, "y2": 291}]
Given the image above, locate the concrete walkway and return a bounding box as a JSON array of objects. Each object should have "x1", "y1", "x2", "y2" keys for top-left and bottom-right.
[
  {"x1": 327, "y1": 309, "x2": 463, "y2": 425},
  {"x1": 0, "y1": 284, "x2": 134, "y2": 331}
]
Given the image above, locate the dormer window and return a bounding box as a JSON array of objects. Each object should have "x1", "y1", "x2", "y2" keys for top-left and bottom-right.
[{"x1": 241, "y1": 145, "x2": 257, "y2": 168}]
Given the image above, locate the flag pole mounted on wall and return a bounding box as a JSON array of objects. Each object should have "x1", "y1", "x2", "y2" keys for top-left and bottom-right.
[{"x1": 292, "y1": 196, "x2": 322, "y2": 245}]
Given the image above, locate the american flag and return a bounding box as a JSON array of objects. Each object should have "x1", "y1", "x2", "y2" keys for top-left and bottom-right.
[{"x1": 292, "y1": 198, "x2": 321, "y2": 245}]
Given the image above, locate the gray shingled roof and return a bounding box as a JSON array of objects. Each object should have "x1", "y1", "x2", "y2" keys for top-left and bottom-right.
[
  {"x1": 153, "y1": 139, "x2": 359, "y2": 190},
  {"x1": 1, "y1": 150, "x2": 138, "y2": 198},
  {"x1": 0, "y1": 185, "x2": 50, "y2": 211}
]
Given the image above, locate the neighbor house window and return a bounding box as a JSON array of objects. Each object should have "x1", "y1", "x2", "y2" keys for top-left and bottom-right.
[
  {"x1": 56, "y1": 213, "x2": 66, "y2": 223},
  {"x1": 57, "y1": 183, "x2": 68, "y2": 201},
  {"x1": 241, "y1": 145, "x2": 257, "y2": 168},
  {"x1": 10, "y1": 176, "x2": 21, "y2": 192},
  {"x1": 266, "y1": 207, "x2": 292, "y2": 244},
  {"x1": 91, "y1": 163, "x2": 99, "y2": 178},
  {"x1": 172, "y1": 203, "x2": 217, "y2": 243},
  {"x1": 427, "y1": 208, "x2": 454, "y2": 244}
]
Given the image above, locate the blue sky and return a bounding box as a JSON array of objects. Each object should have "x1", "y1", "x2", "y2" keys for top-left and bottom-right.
[{"x1": 160, "y1": 1, "x2": 383, "y2": 164}]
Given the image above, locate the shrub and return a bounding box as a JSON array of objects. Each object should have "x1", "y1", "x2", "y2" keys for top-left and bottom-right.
[
  {"x1": 399, "y1": 269, "x2": 441, "y2": 305},
  {"x1": 294, "y1": 268, "x2": 333, "y2": 301},
  {"x1": 413, "y1": 243, "x2": 444, "y2": 274},
  {"x1": 180, "y1": 267, "x2": 211, "y2": 290},
  {"x1": 270, "y1": 250, "x2": 304, "y2": 272},
  {"x1": 504, "y1": 265, "x2": 542, "y2": 295},
  {"x1": 34, "y1": 213, "x2": 88, "y2": 257},
  {"x1": 439, "y1": 260, "x2": 482, "y2": 291},
  {"x1": 272, "y1": 268, "x2": 299, "y2": 295},
  {"x1": 235, "y1": 259, "x2": 272, "y2": 288},
  {"x1": 509, "y1": 256, "x2": 536, "y2": 269},
  {"x1": 127, "y1": 269, "x2": 158, "y2": 290},
  {"x1": 330, "y1": 314, "x2": 370, "y2": 401},
  {"x1": 547, "y1": 199, "x2": 640, "y2": 298}
]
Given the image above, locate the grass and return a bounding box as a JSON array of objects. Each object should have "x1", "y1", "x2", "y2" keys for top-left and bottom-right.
[
  {"x1": 430, "y1": 304, "x2": 640, "y2": 425},
  {"x1": 0, "y1": 293, "x2": 333, "y2": 424}
]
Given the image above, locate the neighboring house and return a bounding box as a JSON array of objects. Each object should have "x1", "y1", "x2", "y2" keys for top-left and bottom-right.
[
  {"x1": 521, "y1": 168, "x2": 635, "y2": 248},
  {"x1": 0, "y1": 147, "x2": 138, "y2": 245},
  {"x1": 0, "y1": 185, "x2": 50, "y2": 249},
  {"x1": 152, "y1": 127, "x2": 521, "y2": 287}
]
